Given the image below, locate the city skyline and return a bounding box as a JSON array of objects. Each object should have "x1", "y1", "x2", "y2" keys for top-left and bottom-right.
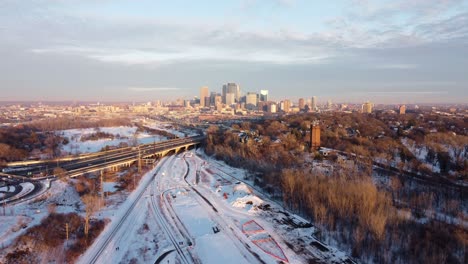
[{"x1": 1, "y1": 1, "x2": 468, "y2": 104}]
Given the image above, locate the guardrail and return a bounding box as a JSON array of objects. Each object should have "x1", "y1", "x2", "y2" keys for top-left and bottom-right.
[
  {"x1": 64, "y1": 137, "x2": 204, "y2": 178},
  {"x1": 5, "y1": 136, "x2": 205, "y2": 167}
]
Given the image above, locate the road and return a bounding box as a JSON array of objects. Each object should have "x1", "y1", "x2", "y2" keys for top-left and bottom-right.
[
  {"x1": 3, "y1": 136, "x2": 204, "y2": 178},
  {"x1": 0, "y1": 136, "x2": 203, "y2": 205}
]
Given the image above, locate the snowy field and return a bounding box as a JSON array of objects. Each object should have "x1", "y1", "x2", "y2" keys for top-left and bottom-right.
[
  {"x1": 168, "y1": 189, "x2": 251, "y2": 264},
  {"x1": 58, "y1": 126, "x2": 167, "y2": 154},
  {"x1": 0, "y1": 179, "x2": 78, "y2": 259},
  {"x1": 143, "y1": 120, "x2": 199, "y2": 138}
]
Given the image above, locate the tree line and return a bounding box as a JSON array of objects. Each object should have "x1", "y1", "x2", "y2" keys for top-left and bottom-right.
[{"x1": 203, "y1": 113, "x2": 467, "y2": 263}]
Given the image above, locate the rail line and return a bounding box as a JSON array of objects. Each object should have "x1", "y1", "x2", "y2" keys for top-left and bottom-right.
[
  {"x1": 149, "y1": 156, "x2": 194, "y2": 264},
  {"x1": 84, "y1": 157, "x2": 169, "y2": 264}
]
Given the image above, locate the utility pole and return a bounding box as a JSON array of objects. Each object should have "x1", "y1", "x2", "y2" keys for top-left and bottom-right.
[
  {"x1": 100, "y1": 170, "x2": 105, "y2": 208},
  {"x1": 138, "y1": 146, "x2": 142, "y2": 174},
  {"x1": 65, "y1": 223, "x2": 69, "y2": 241}
]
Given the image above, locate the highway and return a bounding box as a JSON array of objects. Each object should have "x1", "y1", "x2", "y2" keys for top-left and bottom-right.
[
  {"x1": 0, "y1": 136, "x2": 203, "y2": 206},
  {"x1": 3, "y1": 136, "x2": 204, "y2": 178}
]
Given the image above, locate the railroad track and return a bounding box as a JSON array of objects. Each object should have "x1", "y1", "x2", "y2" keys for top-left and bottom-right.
[
  {"x1": 149, "y1": 156, "x2": 194, "y2": 264},
  {"x1": 84, "y1": 157, "x2": 169, "y2": 264}
]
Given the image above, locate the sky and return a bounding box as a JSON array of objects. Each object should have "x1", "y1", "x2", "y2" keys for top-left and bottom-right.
[{"x1": 0, "y1": 0, "x2": 467, "y2": 104}]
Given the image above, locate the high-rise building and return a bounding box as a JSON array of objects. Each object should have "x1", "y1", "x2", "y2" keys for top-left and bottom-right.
[
  {"x1": 362, "y1": 101, "x2": 373, "y2": 113},
  {"x1": 200, "y1": 86, "x2": 209, "y2": 107},
  {"x1": 260, "y1": 90, "x2": 269, "y2": 102},
  {"x1": 281, "y1": 100, "x2": 291, "y2": 113},
  {"x1": 311, "y1": 96, "x2": 317, "y2": 111},
  {"x1": 225, "y1": 93, "x2": 235, "y2": 106},
  {"x1": 214, "y1": 95, "x2": 222, "y2": 106},
  {"x1": 399, "y1": 105, "x2": 406, "y2": 115},
  {"x1": 327, "y1": 100, "x2": 332, "y2": 109},
  {"x1": 298, "y1": 98, "x2": 305, "y2": 110},
  {"x1": 209, "y1": 92, "x2": 217, "y2": 106},
  {"x1": 258, "y1": 101, "x2": 268, "y2": 112},
  {"x1": 310, "y1": 123, "x2": 320, "y2": 151},
  {"x1": 268, "y1": 103, "x2": 277, "y2": 113},
  {"x1": 246, "y1": 92, "x2": 258, "y2": 110},
  {"x1": 222, "y1": 83, "x2": 240, "y2": 103}
]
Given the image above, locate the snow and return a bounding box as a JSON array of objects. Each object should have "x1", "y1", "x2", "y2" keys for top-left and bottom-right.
[
  {"x1": 191, "y1": 150, "x2": 351, "y2": 263},
  {"x1": 170, "y1": 190, "x2": 251, "y2": 264},
  {"x1": 77, "y1": 159, "x2": 172, "y2": 264},
  {"x1": 196, "y1": 234, "x2": 250, "y2": 264},
  {"x1": 58, "y1": 126, "x2": 167, "y2": 154},
  {"x1": 143, "y1": 121, "x2": 199, "y2": 138},
  {"x1": 102, "y1": 182, "x2": 117, "y2": 193},
  {"x1": 401, "y1": 138, "x2": 441, "y2": 173},
  {"x1": 2, "y1": 182, "x2": 34, "y2": 203},
  {"x1": 0, "y1": 179, "x2": 80, "y2": 258},
  {"x1": 3, "y1": 146, "x2": 351, "y2": 263},
  {"x1": 0, "y1": 185, "x2": 15, "y2": 193}
]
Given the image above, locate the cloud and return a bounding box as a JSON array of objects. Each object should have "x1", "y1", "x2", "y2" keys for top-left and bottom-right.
[
  {"x1": 376, "y1": 64, "x2": 418, "y2": 69},
  {"x1": 128, "y1": 87, "x2": 181, "y2": 92},
  {"x1": 365, "y1": 91, "x2": 449, "y2": 95},
  {"x1": 1, "y1": 1, "x2": 467, "y2": 103}
]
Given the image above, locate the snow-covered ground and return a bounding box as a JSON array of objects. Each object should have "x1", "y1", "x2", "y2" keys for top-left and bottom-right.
[
  {"x1": 2, "y1": 182, "x2": 34, "y2": 203},
  {"x1": 185, "y1": 152, "x2": 350, "y2": 263},
  {"x1": 77, "y1": 158, "x2": 172, "y2": 264},
  {"x1": 168, "y1": 189, "x2": 251, "y2": 264},
  {"x1": 58, "y1": 126, "x2": 167, "y2": 154},
  {"x1": 401, "y1": 138, "x2": 441, "y2": 173},
  {"x1": 2, "y1": 148, "x2": 351, "y2": 263},
  {"x1": 143, "y1": 120, "x2": 199, "y2": 138},
  {"x1": 0, "y1": 185, "x2": 15, "y2": 199},
  {"x1": 102, "y1": 182, "x2": 117, "y2": 193},
  {"x1": 0, "y1": 179, "x2": 80, "y2": 258},
  {"x1": 129, "y1": 151, "x2": 350, "y2": 264}
]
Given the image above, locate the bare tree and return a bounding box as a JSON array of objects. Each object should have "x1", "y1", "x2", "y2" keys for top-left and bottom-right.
[{"x1": 82, "y1": 194, "x2": 99, "y2": 237}]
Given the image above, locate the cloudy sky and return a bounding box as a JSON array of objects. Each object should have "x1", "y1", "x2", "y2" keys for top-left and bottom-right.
[{"x1": 0, "y1": 0, "x2": 467, "y2": 103}]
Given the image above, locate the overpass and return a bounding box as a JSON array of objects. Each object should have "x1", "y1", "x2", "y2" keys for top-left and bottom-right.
[
  {"x1": 2, "y1": 136, "x2": 205, "y2": 179},
  {"x1": 66, "y1": 136, "x2": 203, "y2": 178}
]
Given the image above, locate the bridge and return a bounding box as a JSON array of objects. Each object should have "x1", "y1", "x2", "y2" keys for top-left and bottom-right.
[{"x1": 1, "y1": 136, "x2": 204, "y2": 179}]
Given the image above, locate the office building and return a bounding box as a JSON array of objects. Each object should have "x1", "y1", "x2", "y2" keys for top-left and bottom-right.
[
  {"x1": 200, "y1": 86, "x2": 209, "y2": 107},
  {"x1": 399, "y1": 105, "x2": 406, "y2": 115},
  {"x1": 246, "y1": 92, "x2": 258, "y2": 110},
  {"x1": 225, "y1": 93, "x2": 236, "y2": 106},
  {"x1": 281, "y1": 100, "x2": 291, "y2": 113},
  {"x1": 268, "y1": 103, "x2": 277, "y2": 113},
  {"x1": 311, "y1": 96, "x2": 317, "y2": 111},
  {"x1": 298, "y1": 98, "x2": 305, "y2": 110},
  {"x1": 222, "y1": 83, "x2": 240, "y2": 104},
  {"x1": 260, "y1": 90, "x2": 269, "y2": 102},
  {"x1": 362, "y1": 101, "x2": 373, "y2": 113},
  {"x1": 214, "y1": 94, "x2": 222, "y2": 106},
  {"x1": 209, "y1": 92, "x2": 217, "y2": 106}
]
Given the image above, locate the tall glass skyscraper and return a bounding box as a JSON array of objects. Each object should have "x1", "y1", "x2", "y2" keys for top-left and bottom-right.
[
  {"x1": 260, "y1": 90, "x2": 269, "y2": 102},
  {"x1": 222, "y1": 83, "x2": 240, "y2": 103}
]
